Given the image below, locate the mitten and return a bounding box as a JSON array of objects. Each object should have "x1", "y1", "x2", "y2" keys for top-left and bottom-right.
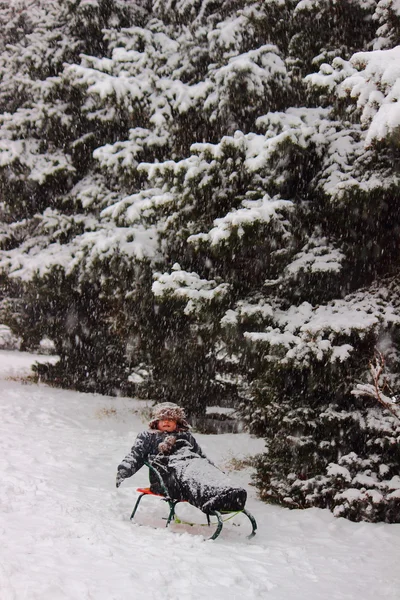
[
  {"x1": 158, "y1": 435, "x2": 177, "y2": 454},
  {"x1": 116, "y1": 471, "x2": 125, "y2": 488}
]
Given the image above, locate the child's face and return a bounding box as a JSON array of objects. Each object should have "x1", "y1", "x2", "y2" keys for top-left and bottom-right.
[{"x1": 157, "y1": 419, "x2": 178, "y2": 432}]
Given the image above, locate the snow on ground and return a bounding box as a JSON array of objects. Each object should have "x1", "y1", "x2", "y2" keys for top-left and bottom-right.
[{"x1": 1, "y1": 349, "x2": 400, "y2": 600}]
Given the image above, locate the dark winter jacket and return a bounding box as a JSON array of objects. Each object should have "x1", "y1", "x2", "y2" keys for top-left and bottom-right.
[
  {"x1": 117, "y1": 430, "x2": 247, "y2": 514},
  {"x1": 117, "y1": 430, "x2": 208, "y2": 480}
]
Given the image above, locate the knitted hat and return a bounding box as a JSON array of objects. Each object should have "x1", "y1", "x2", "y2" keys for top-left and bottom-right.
[{"x1": 149, "y1": 402, "x2": 190, "y2": 431}]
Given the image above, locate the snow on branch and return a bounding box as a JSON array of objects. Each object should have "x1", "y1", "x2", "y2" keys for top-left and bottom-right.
[
  {"x1": 64, "y1": 63, "x2": 151, "y2": 105},
  {"x1": 152, "y1": 264, "x2": 230, "y2": 315},
  {"x1": 228, "y1": 288, "x2": 400, "y2": 367},
  {"x1": 284, "y1": 235, "x2": 345, "y2": 276},
  {"x1": 307, "y1": 45, "x2": 400, "y2": 148},
  {"x1": 94, "y1": 128, "x2": 170, "y2": 176},
  {"x1": 188, "y1": 194, "x2": 293, "y2": 247},
  {"x1": 0, "y1": 138, "x2": 75, "y2": 183},
  {"x1": 0, "y1": 220, "x2": 159, "y2": 282},
  {"x1": 342, "y1": 46, "x2": 400, "y2": 146}
]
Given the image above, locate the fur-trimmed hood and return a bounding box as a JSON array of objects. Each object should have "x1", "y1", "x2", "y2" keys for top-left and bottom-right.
[{"x1": 148, "y1": 402, "x2": 190, "y2": 431}]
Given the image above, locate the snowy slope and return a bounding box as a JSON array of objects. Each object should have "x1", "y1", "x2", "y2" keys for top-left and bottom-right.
[{"x1": 1, "y1": 350, "x2": 400, "y2": 600}]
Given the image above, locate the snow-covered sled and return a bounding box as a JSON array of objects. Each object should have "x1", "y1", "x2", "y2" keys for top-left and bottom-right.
[{"x1": 130, "y1": 461, "x2": 257, "y2": 540}]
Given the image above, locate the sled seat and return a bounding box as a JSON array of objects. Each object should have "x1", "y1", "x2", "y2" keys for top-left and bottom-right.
[
  {"x1": 130, "y1": 462, "x2": 257, "y2": 540},
  {"x1": 136, "y1": 487, "x2": 172, "y2": 496}
]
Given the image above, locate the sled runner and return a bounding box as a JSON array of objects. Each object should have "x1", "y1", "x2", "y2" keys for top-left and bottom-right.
[{"x1": 130, "y1": 461, "x2": 257, "y2": 540}]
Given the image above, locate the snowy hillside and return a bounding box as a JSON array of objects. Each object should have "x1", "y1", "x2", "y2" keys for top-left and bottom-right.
[{"x1": 1, "y1": 350, "x2": 400, "y2": 600}]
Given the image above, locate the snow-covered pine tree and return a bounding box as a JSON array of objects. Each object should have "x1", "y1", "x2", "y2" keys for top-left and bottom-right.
[
  {"x1": 91, "y1": 0, "x2": 293, "y2": 413},
  {"x1": 0, "y1": 0, "x2": 159, "y2": 393},
  {"x1": 218, "y1": 3, "x2": 400, "y2": 520},
  {"x1": 110, "y1": 0, "x2": 400, "y2": 519}
]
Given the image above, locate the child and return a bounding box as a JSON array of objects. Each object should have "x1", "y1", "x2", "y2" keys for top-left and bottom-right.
[{"x1": 116, "y1": 402, "x2": 247, "y2": 514}]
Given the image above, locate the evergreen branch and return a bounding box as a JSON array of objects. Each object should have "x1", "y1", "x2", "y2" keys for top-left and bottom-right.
[{"x1": 351, "y1": 351, "x2": 400, "y2": 421}]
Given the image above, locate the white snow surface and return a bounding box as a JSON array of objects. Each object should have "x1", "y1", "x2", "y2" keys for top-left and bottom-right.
[{"x1": 1, "y1": 350, "x2": 400, "y2": 600}]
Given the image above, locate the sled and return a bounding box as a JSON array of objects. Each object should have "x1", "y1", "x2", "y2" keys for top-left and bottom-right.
[{"x1": 130, "y1": 461, "x2": 257, "y2": 540}]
